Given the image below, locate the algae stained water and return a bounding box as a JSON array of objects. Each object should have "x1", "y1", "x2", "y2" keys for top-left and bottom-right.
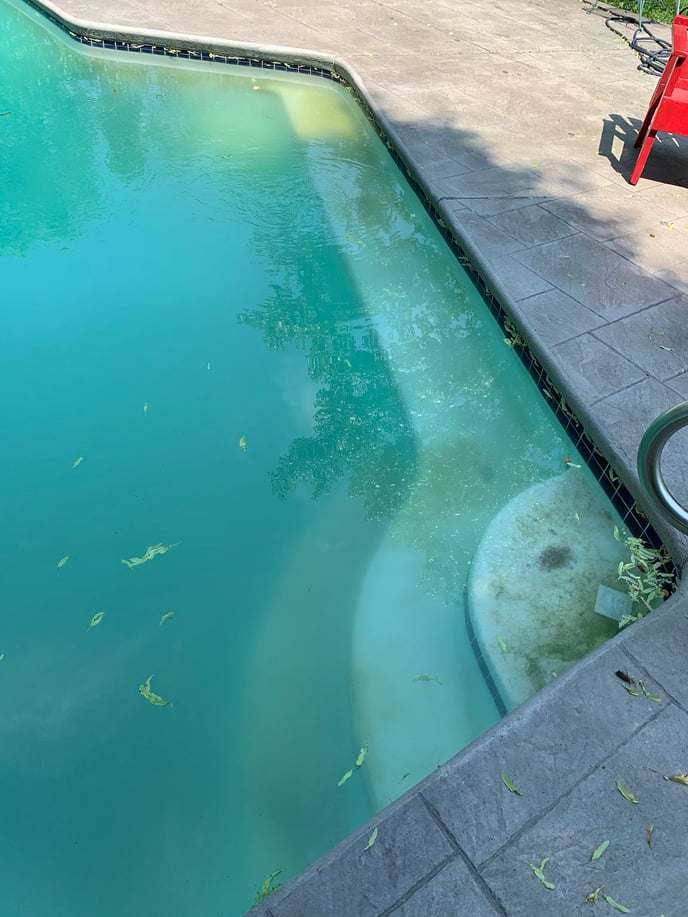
[{"x1": 0, "y1": 1, "x2": 624, "y2": 914}]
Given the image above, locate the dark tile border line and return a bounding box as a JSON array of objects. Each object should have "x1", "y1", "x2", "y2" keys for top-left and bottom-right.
[
  {"x1": 26, "y1": 0, "x2": 678, "y2": 603},
  {"x1": 72, "y1": 34, "x2": 338, "y2": 77},
  {"x1": 22, "y1": 0, "x2": 346, "y2": 77},
  {"x1": 463, "y1": 584, "x2": 508, "y2": 718}
]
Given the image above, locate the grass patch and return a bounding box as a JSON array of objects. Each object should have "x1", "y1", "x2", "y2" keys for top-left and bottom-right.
[{"x1": 607, "y1": 0, "x2": 685, "y2": 26}]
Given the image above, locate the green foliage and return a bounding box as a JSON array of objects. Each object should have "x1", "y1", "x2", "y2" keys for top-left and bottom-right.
[
  {"x1": 608, "y1": 0, "x2": 684, "y2": 26},
  {"x1": 253, "y1": 870, "x2": 282, "y2": 905},
  {"x1": 614, "y1": 527, "x2": 676, "y2": 626}
]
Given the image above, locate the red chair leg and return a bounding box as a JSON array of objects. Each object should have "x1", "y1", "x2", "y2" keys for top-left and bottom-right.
[
  {"x1": 635, "y1": 67, "x2": 675, "y2": 147},
  {"x1": 634, "y1": 97, "x2": 661, "y2": 147},
  {"x1": 630, "y1": 129, "x2": 658, "y2": 184}
]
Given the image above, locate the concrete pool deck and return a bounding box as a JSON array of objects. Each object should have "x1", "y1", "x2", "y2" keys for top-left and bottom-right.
[{"x1": 31, "y1": 0, "x2": 688, "y2": 912}]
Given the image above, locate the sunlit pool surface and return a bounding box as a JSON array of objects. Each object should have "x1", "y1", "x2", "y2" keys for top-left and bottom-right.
[{"x1": 0, "y1": 1, "x2": 632, "y2": 913}]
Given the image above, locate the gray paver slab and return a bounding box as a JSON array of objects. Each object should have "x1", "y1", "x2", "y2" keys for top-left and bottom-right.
[
  {"x1": 267, "y1": 796, "x2": 453, "y2": 917},
  {"x1": 515, "y1": 233, "x2": 677, "y2": 318},
  {"x1": 659, "y1": 260, "x2": 688, "y2": 297},
  {"x1": 421, "y1": 644, "x2": 662, "y2": 867},
  {"x1": 395, "y1": 87, "x2": 508, "y2": 131},
  {"x1": 550, "y1": 333, "x2": 648, "y2": 404},
  {"x1": 448, "y1": 211, "x2": 525, "y2": 261},
  {"x1": 593, "y1": 296, "x2": 688, "y2": 382},
  {"x1": 486, "y1": 204, "x2": 576, "y2": 247},
  {"x1": 606, "y1": 216, "x2": 688, "y2": 273},
  {"x1": 666, "y1": 367, "x2": 688, "y2": 399},
  {"x1": 389, "y1": 856, "x2": 502, "y2": 917},
  {"x1": 621, "y1": 594, "x2": 688, "y2": 711},
  {"x1": 588, "y1": 377, "x2": 683, "y2": 468},
  {"x1": 484, "y1": 254, "x2": 554, "y2": 300},
  {"x1": 514, "y1": 288, "x2": 605, "y2": 347},
  {"x1": 436, "y1": 165, "x2": 562, "y2": 217},
  {"x1": 631, "y1": 178, "x2": 688, "y2": 215},
  {"x1": 541, "y1": 185, "x2": 673, "y2": 242},
  {"x1": 480, "y1": 704, "x2": 688, "y2": 917}
]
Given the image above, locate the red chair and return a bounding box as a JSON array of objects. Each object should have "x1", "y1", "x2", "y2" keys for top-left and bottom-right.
[{"x1": 630, "y1": 14, "x2": 688, "y2": 184}]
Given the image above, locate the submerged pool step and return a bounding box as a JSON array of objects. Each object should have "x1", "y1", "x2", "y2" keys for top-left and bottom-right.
[
  {"x1": 351, "y1": 537, "x2": 494, "y2": 811},
  {"x1": 465, "y1": 471, "x2": 628, "y2": 712}
]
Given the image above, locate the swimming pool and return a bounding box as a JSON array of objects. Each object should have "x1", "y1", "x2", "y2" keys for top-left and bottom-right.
[{"x1": 0, "y1": 1, "x2": 657, "y2": 913}]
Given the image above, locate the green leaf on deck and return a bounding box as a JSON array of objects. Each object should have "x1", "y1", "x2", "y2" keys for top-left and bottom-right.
[
  {"x1": 591, "y1": 839, "x2": 610, "y2": 861},
  {"x1": 529, "y1": 858, "x2": 555, "y2": 890},
  {"x1": 616, "y1": 780, "x2": 638, "y2": 803},
  {"x1": 501, "y1": 772, "x2": 524, "y2": 796},
  {"x1": 603, "y1": 894, "x2": 631, "y2": 913},
  {"x1": 362, "y1": 826, "x2": 378, "y2": 851}
]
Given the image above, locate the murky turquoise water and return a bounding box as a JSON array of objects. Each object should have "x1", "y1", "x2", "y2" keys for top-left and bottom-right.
[{"x1": 0, "y1": 1, "x2": 625, "y2": 914}]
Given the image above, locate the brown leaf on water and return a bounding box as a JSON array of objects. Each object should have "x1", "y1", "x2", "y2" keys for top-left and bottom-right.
[{"x1": 647, "y1": 823, "x2": 654, "y2": 847}]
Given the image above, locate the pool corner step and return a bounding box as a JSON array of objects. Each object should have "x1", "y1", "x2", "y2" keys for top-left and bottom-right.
[{"x1": 465, "y1": 471, "x2": 628, "y2": 712}]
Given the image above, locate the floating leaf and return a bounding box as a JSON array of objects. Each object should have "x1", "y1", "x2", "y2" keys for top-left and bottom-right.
[
  {"x1": 143, "y1": 402, "x2": 148, "y2": 414},
  {"x1": 529, "y1": 857, "x2": 555, "y2": 890},
  {"x1": 254, "y1": 870, "x2": 282, "y2": 904},
  {"x1": 0, "y1": 653, "x2": 6, "y2": 662},
  {"x1": 413, "y1": 673, "x2": 442, "y2": 684},
  {"x1": 355, "y1": 744, "x2": 369, "y2": 768},
  {"x1": 337, "y1": 768, "x2": 354, "y2": 788},
  {"x1": 498, "y1": 636, "x2": 509, "y2": 654},
  {"x1": 665, "y1": 773, "x2": 688, "y2": 786},
  {"x1": 647, "y1": 823, "x2": 654, "y2": 847},
  {"x1": 160, "y1": 611, "x2": 175, "y2": 626},
  {"x1": 501, "y1": 772, "x2": 524, "y2": 796},
  {"x1": 57, "y1": 555, "x2": 70, "y2": 569},
  {"x1": 72, "y1": 456, "x2": 84, "y2": 468},
  {"x1": 603, "y1": 894, "x2": 631, "y2": 913},
  {"x1": 122, "y1": 542, "x2": 179, "y2": 569},
  {"x1": 89, "y1": 612, "x2": 105, "y2": 628},
  {"x1": 616, "y1": 781, "x2": 638, "y2": 803},
  {"x1": 239, "y1": 435, "x2": 247, "y2": 452},
  {"x1": 585, "y1": 886, "x2": 605, "y2": 903},
  {"x1": 138, "y1": 675, "x2": 172, "y2": 708},
  {"x1": 363, "y1": 826, "x2": 378, "y2": 851},
  {"x1": 591, "y1": 839, "x2": 610, "y2": 861}
]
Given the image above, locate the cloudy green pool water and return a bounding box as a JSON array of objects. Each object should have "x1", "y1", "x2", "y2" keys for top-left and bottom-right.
[{"x1": 0, "y1": 1, "x2": 630, "y2": 914}]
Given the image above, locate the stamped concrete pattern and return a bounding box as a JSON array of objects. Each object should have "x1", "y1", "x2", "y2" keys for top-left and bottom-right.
[{"x1": 28, "y1": 0, "x2": 688, "y2": 913}]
